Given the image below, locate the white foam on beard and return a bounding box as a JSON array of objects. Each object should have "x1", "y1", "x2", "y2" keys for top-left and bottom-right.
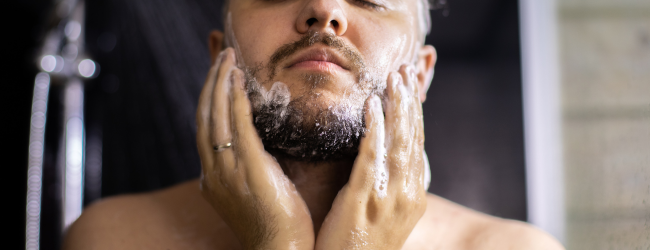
[
  {"x1": 248, "y1": 79, "x2": 291, "y2": 116},
  {"x1": 224, "y1": 12, "x2": 383, "y2": 160},
  {"x1": 223, "y1": 10, "x2": 429, "y2": 192},
  {"x1": 246, "y1": 72, "x2": 368, "y2": 160}
]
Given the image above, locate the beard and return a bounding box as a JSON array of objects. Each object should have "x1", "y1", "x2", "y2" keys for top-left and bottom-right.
[{"x1": 242, "y1": 32, "x2": 385, "y2": 161}]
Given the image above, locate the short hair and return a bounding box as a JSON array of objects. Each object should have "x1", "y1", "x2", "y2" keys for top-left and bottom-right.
[{"x1": 222, "y1": 0, "x2": 448, "y2": 44}]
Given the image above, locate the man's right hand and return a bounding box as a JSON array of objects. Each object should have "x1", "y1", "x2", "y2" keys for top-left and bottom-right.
[{"x1": 196, "y1": 48, "x2": 314, "y2": 250}]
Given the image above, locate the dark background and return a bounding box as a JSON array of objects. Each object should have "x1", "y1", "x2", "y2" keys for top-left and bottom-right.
[{"x1": 6, "y1": 0, "x2": 525, "y2": 248}]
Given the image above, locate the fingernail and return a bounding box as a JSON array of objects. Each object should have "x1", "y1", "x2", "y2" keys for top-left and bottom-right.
[
  {"x1": 217, "y1": 50, "x2": 228, "y2": 64},
  {"x1": 228, "y1": 48, "x2": 237, "y2": 62},
  {"x1": 368, "y1": 95, "x2": 377, "y2": 109},
  {"x1": 370, "y1": 95, "x2": 382, "y2": 112},
  {"x1": 394, "y1": 73, "x2": 403, "y2": 88},
  {"x1": 388, "y1": 72, "x2": 399, "y2": 93}
]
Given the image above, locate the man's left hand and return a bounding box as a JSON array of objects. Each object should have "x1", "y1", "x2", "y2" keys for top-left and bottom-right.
[{"x1": 315, "y1": 64, "x2": 428, "y2": 249}]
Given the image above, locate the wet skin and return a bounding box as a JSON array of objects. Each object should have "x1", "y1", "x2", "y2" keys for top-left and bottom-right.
[
  {"x1": 227, "y1": 0, "x2": 427, "y2": 105},
  {"x1": 197, "y1": 0, "x2": 436, "y2": 247},
  {"x1": 63, "y1": 0, "x2": 565, "y2": 249},
  {"x1": 198, "y1": 47, "x2": 428, "y2": 249}
]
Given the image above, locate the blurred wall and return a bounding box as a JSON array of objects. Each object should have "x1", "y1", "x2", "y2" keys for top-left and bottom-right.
[
  {"x1": 424, "y1": 0, "x2": 527, "y2": 221},
  {"x1": 559, "y1": 0, "x2": 650, "y2": 248}
]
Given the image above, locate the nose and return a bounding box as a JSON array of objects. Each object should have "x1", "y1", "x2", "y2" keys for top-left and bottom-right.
[{"x1": 296, "y1": 0, "x2": 348, "y2": 36}]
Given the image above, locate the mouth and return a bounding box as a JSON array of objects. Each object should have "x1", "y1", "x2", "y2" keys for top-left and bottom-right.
[{"x1": 284, "y1": 46, "x2": 350, "y2": 73}]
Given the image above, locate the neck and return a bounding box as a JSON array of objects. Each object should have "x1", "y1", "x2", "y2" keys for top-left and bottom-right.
[{"x1": 274, "y1": 155, "x2": 355, "y2": 235}]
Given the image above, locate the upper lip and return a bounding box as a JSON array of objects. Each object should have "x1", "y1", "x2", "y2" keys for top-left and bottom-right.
[{"x1": 284, "y1": 46, "x2": 350, "y2": 71}]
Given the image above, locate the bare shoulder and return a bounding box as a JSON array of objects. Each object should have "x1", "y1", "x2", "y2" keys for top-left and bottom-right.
[
  {"x1": 62, "y1": 179, "x2": 234, "y2": 250},
  {"x1": 469, "y1": 217, "x2": 564, "y2": 250},
  {"x1": 404, "y1": 194, "x2": 564, "y2": 250},
  {"x1": 62, "y1": 191, "x2": 164, "y2": 249}
]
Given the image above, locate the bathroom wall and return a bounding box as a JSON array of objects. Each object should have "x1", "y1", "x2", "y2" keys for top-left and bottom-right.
[{"x1": 559, "y1": 0, "x2": 650, "y2": 248}]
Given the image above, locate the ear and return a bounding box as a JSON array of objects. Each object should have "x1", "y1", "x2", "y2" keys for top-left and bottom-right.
[
  {"x1": 415, "y1": 45, "x2": 437, "y2": 102},
  {"x1": 208, "y1": 30, "x2": 225, "y2": 65}
]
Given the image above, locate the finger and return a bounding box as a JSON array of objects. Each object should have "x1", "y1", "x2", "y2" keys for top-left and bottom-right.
[
  {"x1": 406, "y1": 65, "x2": 423, "y2": 141},
  {"x1": 350, "y1": 95, "x2": 388, "y2": 198},
  {"x1": 229, "y1": 67, "x2": 268, "y2": 168},
  {"x1": 211, "y1": 48, "x2": 236, "y2": 145},
  {"x1": 197, "y1": 49, "x2": 228, "y2": 172},
  {"x1": 228, "y1": 67, "x2": 290, "y2": 192},
  {"x1": 407, "y1": 66, "x2": 426, "y2": 190},
  {"x1": 211, "y1": 48, "x2": 237, "y2": 174},
  {"x1": 386, "y1": 65, "x2": 413, "y2": 188}
]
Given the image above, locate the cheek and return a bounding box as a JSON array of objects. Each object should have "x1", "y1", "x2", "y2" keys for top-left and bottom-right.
[
  {"x1": 347, "y1": 14, "x2": 418, "y2": 78},
  {"x1": 231, "y1": 10, "x2": 297, "y2": 69}
]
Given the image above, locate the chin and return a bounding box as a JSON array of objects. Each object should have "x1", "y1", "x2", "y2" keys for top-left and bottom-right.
[
  {"x1": 249, "y1": 82, "x2": 367, "y2": 161},
  {"x1": 244, "y1": 64, "x2": 384, "y2": 161}
]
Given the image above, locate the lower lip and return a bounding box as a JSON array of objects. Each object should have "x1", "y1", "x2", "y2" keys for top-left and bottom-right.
[{"x1": 289, "y1": 61, "x2": 346, "y2": 73}]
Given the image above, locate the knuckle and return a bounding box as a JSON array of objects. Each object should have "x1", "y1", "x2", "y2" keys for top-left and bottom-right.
[
  {"x1": 388, "y1": 154, "x2": 409, "y2": 170},
  {"x1": 393, "y1": 195, "x2": 410, "y2": 214},
  {"x1": 365, "y1": 196, "x2": 381, "y2": 223},
  {"x1": 363, "y1": 147, "x2": 379, "y2": 162},
  {"x1": 393, "y1": 132, "x2": 410, "y2": 149}
]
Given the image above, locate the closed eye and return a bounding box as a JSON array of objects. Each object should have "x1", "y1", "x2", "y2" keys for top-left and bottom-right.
[{"x1": 352, "y1": 0, "x2": 384, "y2": 10}]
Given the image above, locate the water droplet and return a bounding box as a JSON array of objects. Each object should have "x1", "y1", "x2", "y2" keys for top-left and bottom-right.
[
  {"x1": 381, "y1": 172, "x2": 385, "y2": 177},
  {"x1": 379, "y1": 185, "x2": 384, "y2": 190}
]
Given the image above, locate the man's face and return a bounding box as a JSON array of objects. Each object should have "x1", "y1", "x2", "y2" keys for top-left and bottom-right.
[{"x1": 226, "y1": 0, "x2": 423, "y2": 160}]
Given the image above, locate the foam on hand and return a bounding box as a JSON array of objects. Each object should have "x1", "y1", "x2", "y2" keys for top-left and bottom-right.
[{"x1": 370, "y1": 96, "x2": 388, "y2": 199}]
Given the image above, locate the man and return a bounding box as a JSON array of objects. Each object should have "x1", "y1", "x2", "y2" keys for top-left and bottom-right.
[{"x1": 64, "y1": 0, "x2": 564, "y2": 249}]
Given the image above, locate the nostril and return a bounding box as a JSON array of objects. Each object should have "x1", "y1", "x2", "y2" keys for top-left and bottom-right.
[
  {"x1": 306, "y1": 18, "x2": 317, "y2": 27},
  {"x1": 330, "y1": 20, "x2": 339, "y2": 28}
]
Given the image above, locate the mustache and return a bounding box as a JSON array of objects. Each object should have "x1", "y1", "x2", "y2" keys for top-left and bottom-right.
[{"x1": 267, "y1": 31, "x2": 366, "y2": 80}]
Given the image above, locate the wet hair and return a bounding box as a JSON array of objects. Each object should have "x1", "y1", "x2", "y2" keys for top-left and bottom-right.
[{"x1": 221, "y1": 0, "x2": 449, "y2": 43}]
